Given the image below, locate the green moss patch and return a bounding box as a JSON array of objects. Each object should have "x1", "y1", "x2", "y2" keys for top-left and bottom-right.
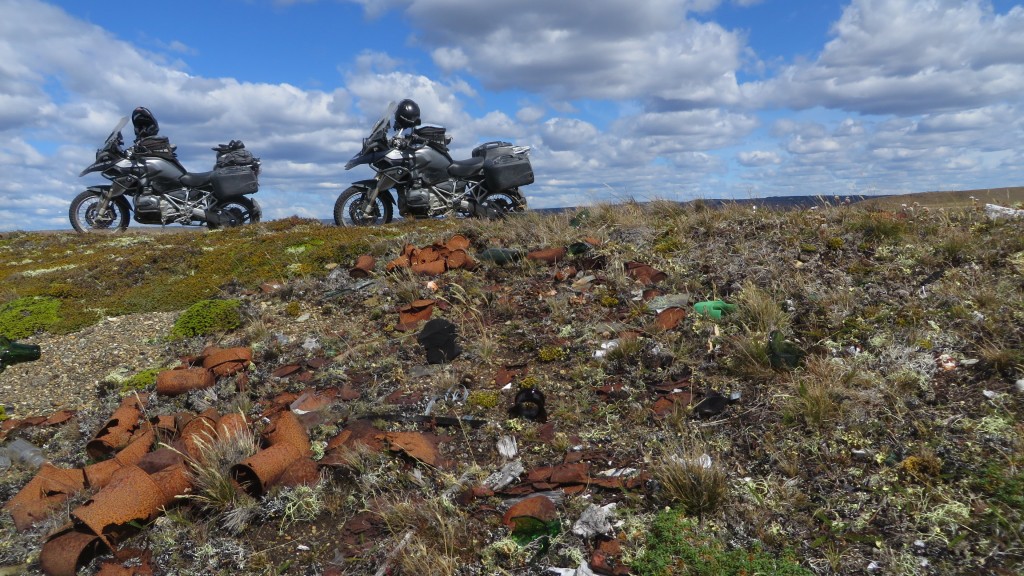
[
  {"x1": 0, "y1": 296, "x2": 60, "y2": 339},
  {"x1": 170, "y1": 299, "x2": 242, "y2": 340},
  {"x1": 633, "y1": 509, "x2": 811, "y2": 576}
]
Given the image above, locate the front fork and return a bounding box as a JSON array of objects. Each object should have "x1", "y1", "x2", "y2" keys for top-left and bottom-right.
[
  {"x1": 360, "y1": 175, "x2": 397, "y2": 217},
  {"x1": 96, "y1": 179, "x2": 129, "y2": 218}
]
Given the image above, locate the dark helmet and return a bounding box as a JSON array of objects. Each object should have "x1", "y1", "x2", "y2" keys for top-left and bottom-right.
[
  {"x1": 131, "y1": 107, "x2": 159, "y2": 139},
  {"x1": 394, "y1": 99, "x2": 421, "y2": 130}
]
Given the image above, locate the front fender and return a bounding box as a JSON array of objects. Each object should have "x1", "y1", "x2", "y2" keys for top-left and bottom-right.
[
  {"x1": 84, "y1": 184, "x2": 114, "y2": 196},
  {"x1": 350, "y1": 179, "x2": 395, "y2": 206}
]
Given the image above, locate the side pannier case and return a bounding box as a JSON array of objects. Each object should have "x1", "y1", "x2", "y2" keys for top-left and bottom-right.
[
  {"x1": 211, "y1": 166, "x2": 259, "y2": 199},
  {"x1": 483, "y1": 153, "x2": 534, "y2": 192}
]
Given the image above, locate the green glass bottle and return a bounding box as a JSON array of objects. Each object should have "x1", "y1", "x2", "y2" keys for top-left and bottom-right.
[{"x1": 0, "y1": 335, "x2": 41, "y2": 372}]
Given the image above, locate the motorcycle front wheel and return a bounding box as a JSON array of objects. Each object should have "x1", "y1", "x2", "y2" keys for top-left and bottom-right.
[
  {"x1": 334, "y1": 186, "x2": 393, "y2": 226},
  {"x1": 69, "y1": 191, "x2": 131, "y2": 233},
  {"x1": 207, "y1": 197, "x2": 261, "y2": 230}
]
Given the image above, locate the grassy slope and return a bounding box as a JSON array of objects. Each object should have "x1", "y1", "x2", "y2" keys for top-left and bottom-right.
[{"x1": 1, "y1": 196, "x2": 1023, "y2": 575}]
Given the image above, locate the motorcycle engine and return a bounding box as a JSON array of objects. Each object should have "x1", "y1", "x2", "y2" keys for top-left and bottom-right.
[
  {"x1": 403, "y1": 188, "x2": 431, "y2": 217},
  {"x1": 158, "y1": 198, "x2": 178, "y2": 223}
]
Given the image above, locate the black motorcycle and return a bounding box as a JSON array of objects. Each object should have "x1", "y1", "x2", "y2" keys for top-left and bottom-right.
[
  {"x1": 334, "y1": 102, "x2": 533, "y2": 226},
  {"x1": 71, "y1": 117, "x2": 262, "y2": 232}
]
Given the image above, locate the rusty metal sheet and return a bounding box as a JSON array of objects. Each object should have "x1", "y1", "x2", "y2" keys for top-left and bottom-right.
[
  {"x1": 4, "y1": 464, "x2": 86, "y2": 531},
  {"x1": 397, "y1": 299, "x2": 436, "y2": 331},
  {"x1": 72, "y1": 465, "x2": 167, "y2": 550},
  {"x1": 154, "y1": 367, "x2": 215, "y2": 396},
  {"x1": 411, "y1": 259, "x2": 446, "y2": 276},
  {"x1": 83, "y1": 427, "x2": 154, "y2": 488},
  {"x1": 40, "y1": 525, "x2": 108, "y2": 576},
  {"x1": 201, "y1": 347, "x2": 252, "y2": 377},
  {"x1": 230, "y1": 441, "x2": 304, "y2": 497},
  {"x1": 86, "y1": 395, "x2": 147, "y2": 460},
  {"x1": 349, "y1": 254, "x2": 376, "y2": 278},
  {"x1": 526, "y1": 247, "x2": 567, "y2": 264},
  {"x1": 654, "y1": 307, "x2": 687, "y2": 330},
  {"x1": 262, "y1": 410, "x2": 310, "y2": 454}
]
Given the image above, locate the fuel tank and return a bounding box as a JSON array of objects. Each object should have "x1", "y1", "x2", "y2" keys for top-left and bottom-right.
[
  {"x1": 137, "y1": 156, "x2": 186, "y2": 190},
  {"x1": 412, "y1": 146, "x2": 451, "y2": 185}
]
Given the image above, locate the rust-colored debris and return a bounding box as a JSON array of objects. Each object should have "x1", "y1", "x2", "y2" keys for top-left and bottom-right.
[
  {"x1": 323, "y1": 420, "x2": 385, "y2": 457},
  {"x1": 397, "y1": 299, "x2": 436, "y2": 331},
  {"x1": 446, "y1": 233, "x2": 470, "y2": 251},
  {"x1": 40, "y1": 525, "x2": 107, "y2": 576},
  {"x1": 642, "y1": 288, "x2": 663, "y2": 301},
  {"x1": 590, "y1": 537, "x2": 630, "y2": 576},
  {"x1": 494, "y1": 364, "x2": 529, "y2": 388},
  {"x1": 176, "y1": 410, "x2": 218, "y2": 460},
  {"x1": 0, "y1": 409, "x2": 76, "y2": 442},
  {"x1": 386, "y1": 388, "x2": 424, "y2": 406},
  {"x1": 83, "y1": 427, "x2": 155, "y2": 488},
  {"x1": 86, "y1": 394, "x2": 147, "y2": 460},
  {"x1": 260, "y1": 279, "x2": 286, "y2": 294},
  {"x1": 526, "y1": 247, "x2": 567, "y2": 264},
  {"x1": 277, "y1": 456, "x2": 320, "y2": 488},
  {"x1": 624, "y1": 261, "x2": 667, "y2": 285},
  {"x1": 554, "y1": 266, "x2": 578, "y2": 282},
  {"x1": 654, "y1": 307, "x2": 686, "y2": 330},
  {"x1": 349, "y1": 254, "x2": 376, "y2": 278},
  {"x1": 230, "y1": 410, "x2": 311, "y2": 497},
  {"x1": 262, "y1": 410, "x2": 311, "y2": 454},
  {"x1": 385, "y1": 235, "x2": 479, "y2": 275},
  {"x1": 201, "y1": 346, "x2": 252, "y2": 377},
  {"x1": 4, "y1": 465, "x2": 86, "y2": 530},
  {"x1": 72, "y1": 463, "x2": 191, "y2": 551},
  {"x1": 96, "y1": 549, "x2": 155, "y2": 576},
  {"x1": 271, "y1": 364, "x2": 303, "y2": 378},
  {"x1": 411, "y1": 258, "x2": 446, "y2": 276},
  {"x1": 651, "y1": 391, "x2": 696, "y2": 419},
  {"x1": 379, "y1": 431, "x2": 443, "y2": 467},
  {"x1": 289, "y1": 387, "x2": 341, "y2": 415},
  {"x1": 154, "y1": 367, "x2": 215, "y2": 396},
  {"x1": 336, "y1": 511, "x2": 387, "y2": 558},
  {"x1": 502, "y1": 494, "x2": 558, "y2": 529},
  {"x1": 231, "y1": 441, "x2": 305, "y2": 497}
]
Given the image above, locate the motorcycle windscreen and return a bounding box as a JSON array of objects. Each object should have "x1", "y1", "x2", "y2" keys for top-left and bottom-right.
[{"x1": 211, "y1": 166, "x2": 259, "y2": 199}]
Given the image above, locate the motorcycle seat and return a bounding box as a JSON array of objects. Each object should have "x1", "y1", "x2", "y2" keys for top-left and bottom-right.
[
  {"x1": 180, "y1": 171, "x2": 214, "y2": 187},
  {"x1": 447, "y1": 157, "x2": 485, "y2": 178}
]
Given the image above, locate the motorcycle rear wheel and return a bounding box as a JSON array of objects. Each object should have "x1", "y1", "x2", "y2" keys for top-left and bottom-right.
[
  {"x1": 207, "y1": 197, "x2": 261, "y2": 230},
  {"x1": 482, "y1": 189, "x2": 528, "y2": 217},
  {"x1": 334, "y1": 186, "x2": 393, "y2": 226},
  {"x1": 69, "y1": 191, "x2": 130, "y2": 233}
]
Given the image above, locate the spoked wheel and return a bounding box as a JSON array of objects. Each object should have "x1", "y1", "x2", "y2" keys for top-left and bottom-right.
[
  {"x1": 69, "y1": 191, "x2": 130, "y2": 233},
  {"x1": 480, "y1": 189, "x2": 528, "y2": 218},
  {"x1": 334, "y1": 186, "x2": 393, "y2": 226},
  {"x1": 207, "y1": 197, "x2": 261, "y2": 229}
]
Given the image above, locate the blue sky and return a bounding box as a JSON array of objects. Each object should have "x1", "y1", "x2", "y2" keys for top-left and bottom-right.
[{"x1": 1, "y1": 0, "x2": 1023, "y2": 230}]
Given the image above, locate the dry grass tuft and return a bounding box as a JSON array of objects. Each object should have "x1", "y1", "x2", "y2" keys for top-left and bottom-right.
[{"x1": 653, "y1": 436, "x2": 728, "y2": 520}]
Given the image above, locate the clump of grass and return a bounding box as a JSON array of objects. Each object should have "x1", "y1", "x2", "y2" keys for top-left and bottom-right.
[
  {"x1": 733, "y1": 281, "x2": 792, "y2": 334},
  {"x1": 725, "y1": 332, "x2": 775, "y2": 380},
  {"x1": 653, "y1": 438, "x2": 727, "y2": 519},
  {"x1": 267, "y1": 483, "x2": 325, "y2": 532},
  {"x1": 379, "y1": 495, "x2": 477, "y2": 576},
  {"x1": 169, "y1": 298, "x2": 242, "y2": 340},
  {"x1": 787, "y1": 356, "x2": 849, "y2": 429},
  {"x1": 178, "y1": 423, "x2": 259, "y2": 532}
]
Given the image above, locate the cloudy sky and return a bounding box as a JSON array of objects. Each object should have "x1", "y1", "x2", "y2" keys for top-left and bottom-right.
[{"x1": 1, "y1": 0, "x2": 1023, "y2": 231}]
